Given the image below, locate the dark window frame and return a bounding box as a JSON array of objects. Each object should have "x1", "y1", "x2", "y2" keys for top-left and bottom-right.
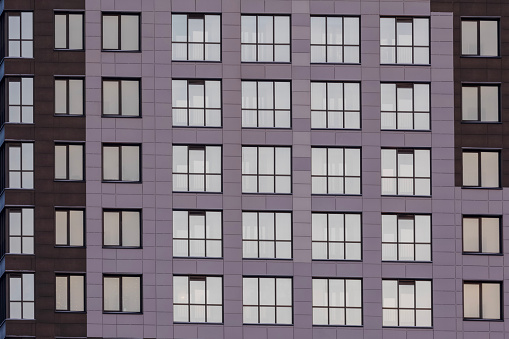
[
  {"x1": 54, "y1": 208, "x2": 86, "y2": 248},
  {"x1": 101, "y1": 78, "x2": 141, "y2": 117},
  {"x1": 55, "y1": 273, "x2": 86, "y2": 313},
  {"x1": 54, "y1": 142, "x2": 85, "y2": 181},
  {"x1": 5, "y1": 76, "x2": 34, "y2": 124},
  {"x1": 461, "y1": 84, "x2": 501, "y2": 123},
  {"x1": 102, "y1": 274, "x2": 143, "y2": 314},
  {"x1": 101, "y1": 143, "x2": 142, "y2": 183},
  {"x1": 102, "y1": 209, "x2": 142, "y2": 249},
  {"x1": 461, "y1": 149, "x2": 501, "y2": 188},
  {"x1": 463, "y1": 281, "x2": 503, "y2": 321},
  {"x1": 53, "y1": 11, "x2": 85, "y2": 50},
  {"x1": 101, "y1": 12, "x2": 141, "y2": 52},
  {"x1": 54, "y1": 77, "x2": 85, "y2": 116},
  {"x1": 5, "y1": 207, "x2": 35, "y2": 255},
  {"x1": 7, "y1": 273, "x2": 35, "y2": 319},
  {"x1": 6, "y1": 142, "x2": 34, "y2": 190},
  {"x1": 460, "y1": 18, "x2": 500, "y2": 57},
  {"x1": 5, "y1": 11, "x2": 34, "y2": 58},
  {"x1": 462, "y1": 215, "x2": 502, "y2": 255}
]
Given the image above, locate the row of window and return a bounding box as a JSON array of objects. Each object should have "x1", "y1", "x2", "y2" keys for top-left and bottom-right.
[
  {"x1": 4, "y1": 273, "x2": 502, "y2": 325},
  {"x1": 6, "y1": 12, "x2": 500, "y2": 62},
  {"x1": 4, "y1": 77, "x2": 502, "y2": 127},
  {"x1": 3, "y1": 208, "x2": 500, "y2": 259},
  {"x1": 3, "y1": 143, "x2": 500, "y2": 192}
]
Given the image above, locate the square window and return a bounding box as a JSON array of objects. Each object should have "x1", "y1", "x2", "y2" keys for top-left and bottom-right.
[
  {"x1": 312, "y1": 213, "x2": 361, "y2": 260},
  {"x1": 173, "y1": 276, "x2": 223, "y2": 323},
  {"x1": 381, "y1": 149, "x2": 430, "y2": 196},
  {"x1": 382, "y1": 280, "x2": 432, "y2": 327},
  {"x1": 310, "y1": 16, "x2": 360, "y2": 63},
  {"x1": 54, "y1": 12, "x2": 84, "y2": 50},
  {"x1": 172, "y1": 14, "x2": 221, "y2": 61},
  {"x1": 242, "y1": 81, "x2": 291, "y2": 128},
  {"x1": 103, "y1": 275, "x2": 141, "y2": 313},
  {"x1": 173, "y1": 210, "x2": 222, "y2": 258},
  {"x1": 463, "y1": 216, "x2": 501, "y2": 254},
  {"x1": 103, "y1": 210, "x2": 141, "y2": 248},
  {"x1": 102, "y1": 144, "x2": 141, "y2": 182},
  {"x1": 312, "y1": 148, "x2": 361, "y2": 195},
  {"x1": 461, "y1": 20, "x2": 499, "y2": 57},
  {"x1": 102, "y1": 79, "x2": 140, "y2": 117},
  {"x1": 461, "y1": 85, "x2": 499, "y2": 122},
  {"x1": 241, "y1": 15, "x2": 290, "y2": 62},
  {"x1": 382, "y1": 214, "x2": 431, "y2": 261},
  {"x1": 102, "y1": 13, "x2": 140, "y2": 51},
  {"x1": 242, "y1": 277, "x2": 292, "y2": 324},
  {"x1": 380, "y1": 17, "x2": 429, "y2": 65},
  {"x1": 172, "y1": 145, "x2": 222, "y2": 192},
  {"x1": 55, "y1": 274, "x2": 85, "y2": 312},
  {"x1": 172, "y1": 80, "x2": 222, "y2": 127},
  {"x1": 7, "y1": 12, "x2": 33, "y2": 58},
  {"x1": 55, "y1": 209, "x2": 85, "y2": 247},
  {"x1": 381, "y1": 83, "x2": 430, "y2": 130},
  {"x1": 311, "y1": 82, "x2": 360, "y2": 129},
  {"x1": 462, "y1": 150, "x2": 499, "y2": 188},
  {"x1": 55, "y1": 78, "x2": 84, "y2": 116},
  {"x1": 463, "y1": 281, "x2": 502, "y2": 320}
]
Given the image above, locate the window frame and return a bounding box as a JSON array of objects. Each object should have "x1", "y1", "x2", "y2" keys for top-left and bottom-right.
[
  {"x1": 102, "y1": 209, "x2": 142, "y2": 249},
  {"x1": 461, "y1": 149, "x2": 501, "y2": 189},
  {"x1": 54, "y1": 77, "x2": 85, "y2": 116},
  {"x1": 462, "y1": 215, "x2": 502, "y2": 255},
  {"x1": 460, "y1": 18, "x2": 500, "y2": 58},
  {"x1": 7, "y1": 273, "x2": 35, "y2": 320},
  {"x1": 4, "y1": 207, "x2": 34, "y2": 255},
  {"x1": 55, "y1": 273, "x2": 86, "y2": 313},
  {"x1": 54, "y1": 143, "x2": 85, "y2": 181},
  {"x1": 54, "y1": 208, "x2": 86, "y2": 248},
  {"x1": 6, "y1": 142, "x2": 34, "y2": 190},
  {"x1": 102, "y1": 274, "x2": 142, "y2": 314},
  {"x1": 461, "y1": 83, "x2": 501, "y2": 123},
  {"x1": 310, "y1": 15, "x2": 361, "y2": 64},
  {"x1": 463, "y1": 281, "x2": 503, "y2": 321},
  {"x1": 101, "y1": 12, "x2": 141, "y2": 52},
  {"x1": 101, "y1": 78, "x2": 141, "y2": 117},
  {"x1": 5, "y1": 76, "x2": 34, "y2": 124},
  {"x1": 241, "y1": 14, "x2": 292, "y2": 63},
  {"x1": 53, "y1": 11, "x2": 85, "y2": 51},
  {"x1": 101, "y1": 143, "x2": 142, "y2": 183},
  {"x1": 5, "y1": 11, "x2": 34, "y2": 58}
]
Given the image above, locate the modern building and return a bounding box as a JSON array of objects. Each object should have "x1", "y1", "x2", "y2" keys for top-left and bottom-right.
[{"x1": 0, "y1": 0, "x2": 507, "y2": 338}]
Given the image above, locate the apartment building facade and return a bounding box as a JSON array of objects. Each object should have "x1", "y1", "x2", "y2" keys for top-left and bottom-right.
[{"x1": 0, "y1": 0, "x2": 507, "y2": 338}]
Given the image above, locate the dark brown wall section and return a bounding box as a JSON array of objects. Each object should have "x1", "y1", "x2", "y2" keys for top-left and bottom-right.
[
  {"x1": 432, "y1": 0, "x2": 509, "y2": 187},
  {"x1": 1, "y1": 0, "x2": 86, "y2": 338}
]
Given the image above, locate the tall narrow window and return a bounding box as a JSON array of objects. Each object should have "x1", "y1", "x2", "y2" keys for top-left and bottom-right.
[
  {"x1": 381, "y1": 83, "x2": 430, "y2": 130},
  {"x1": 310, "y1": 16, "x2": 360, "y2": 63},
  {"x1": 382, "y1": 214, "x2": 431, "y2": 261},
  {"x1": 380, "y1": 17, "x2": 429, "y2": 64},
  {"x1": 102, "y1": 144, "x2": 141, "y2": 182},
  {"x1": 463, "y1": 282, "x2": 502, "y2": 320},
  {"x1": 381, "y1": 149, "x2": 430, "y2": 196},
  {"x1": 54, "y1": 144, "x2": 84, "y2": 181},
  {"x1": 8, "y1": 143, "x2": 34, "y2": 189},
  {"x1": 172, "y1": 14, "x2": 221, "y2": 61},
  {"x1": 312, "y1": 278, "x2": 362, "y2": 325},
  {"x1": 173, "y1": 276, "x2": 223, "y2": 323},
  {"x1": 462, "y1": 85, "x2": 499, "y2": 122},
  {"x1": 463, "y1": 216, "x2": 501, "y2": 254},
  {"x1": 242, "y1": 81, "x2": 291, "y2": 128},
  {"x1": 172, "y1": 79, "x2": 221, "y2": 127},
  {"x1": 7, "y1": 208, "x2": 34, "y2": 254},
  {"x1": 55, "y1": 78, "x2": 84, "y2": 116},
  {"x1": 172, "y1": 145, "x2": 222, "y2": 192},
  {"x1": 462, "y1": 150, "x2": 500, "y2": 188},
  {"x1": 55, "y1": 275, "x2": 85, "y2": 312},
  {"x1": 382, "y1": 279, "x2": 432, "y2": 327},
  {"x1": 102, "y1": 13, "x2": 140, "y2": 51},
  {"x1": 312, "y1": 213, "x2": 361, "y2": 260},
  {"x1": 173, "y1": 210, "x2": 222, "y2": 258},
  {"x1": 8, "y1": 273, "x2": 34, "y2": 319},
  {"x1": 55, "y1": 209, "x2": 85, "y2": 247},
  {"x1": 103, "y1": 275, "x2": 141, "y2": 313},
  {"x1": 242, "y1": 211, "x2": 292, "y2": 259},
  {"x1": 102, "y1": 79, "x2": 140, "y2": 117},
  {"x1": 461, "y1": 19, "x2": 499, "y2": 57},
  {"x1": 7, "y1": 12, "x2": 33, "y2": 58},
  {"x1": 242, "y1": 146, "x2": 292, "y2": 194},
  {"x1": 54, "y1": 12, "x2": 84, "y2": 50},
  {"x1": 7, "y1": 77, "x2": 33, "y2": 123},
  {"x1": 103, "y1": 210, "x2": 141, "y2": 248},
  {"x1": 312, "y1": 147, "x2": 361, "y2": 195},
  {"x1": 241, "y1": 15, "x2": 290, "y2": 62},
  {"x1": 311, "y1": 82, "x2": 360, "y2": 129},
  {"x1": 243, "y1": 277, "x2": 292, "y2": 324}
]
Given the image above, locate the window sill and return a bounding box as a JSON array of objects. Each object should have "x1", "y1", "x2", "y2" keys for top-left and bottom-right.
[
  {"x1": 54, "y1": 49, "x2": 85, "y2": 52},
  {"x1": 463, "y1": 318, "x2": 503, "y2": 322},
  {"x1": 173, "y1": 125, "x2": 223, "y2": 129},
  {"x1": 171, "y1": 59, "x2": 222, "y2": 63},
  {"x1": 311, "y1": 128, "x2": 361, "y2": 131},
  {"x1": 55, "y1": 310, "x2": 86, "y2": 314},
  {"x1": 55, "y1": 245, "x2": 86, "y2": 249},
  {"x1": 312, "y1": 324, "x2": 363, "y2": 327},
  {"x1": 242, "y1": 126, "x2": 292, "y2": 130},
  {"x1": 461, "y1": 186, "x2": 502, "y2": 190},
  {"x1": 243, "y1": 323, "x2": 294, "y2": 326},
  {"x1": 54, "y1": 114, "x2": 85, "y2": 117},
  {"x1": 172, "y1": 190, "x2": 223, "y2": 194},
  {"x1": 310, "y1": 62, "x2": 361, "y2": 66},
  {"x1": 101, "y1": 49, "x2": 141, "y2": 53},
  {"x1": 311, "y1": 193, "x2": 362, "y2": 197},
  {"x1": 103, "y1": 246, "x2": 142, "y2": 249},
  {"x1": 103, "y1": 311, "x2": 143, "y2": 314},
  {"x1": 460, "y1": 121, "x2": 501, "y2": 124},
  {"x1": 311, "y1": 258, "x2": 362, "y2": 262},
  {"x1": 4, "y1": 252, "x2": 35, "y2": 256},
  {"x1": 243, "y1": 257, "x2": 293, "y2": 261},
  {"x1": 380, "y1": 63, "x2": 431, "y2": 67},
  {"x1": 173, "y1": 256, "x2": 223, "y2": 259},
  {"x1": 174, "y1": 321, "x2": 223, "y2": 325},
  {"x1": 382, "y1": 326, "x2": 433, "y2": 329},
  {"x1": 242, "y1": 192, "x2": 293, "y2": 195},
  {"x1": 381, "y1": 194, "x2": 431, "y2": 198},
  {"x1": 54, "y1": 179, "x2": 86, "y2": 182},
  {"x1": 101, "y1": 115, "x2": 142, "y2": 118},
  {"x1": 460, "y1": 55, "x2": 501, "y2": 59},
  {"x1": 241, "y1": 61, "x2": 292, "y2": 64},
  {"x1": 381, "y1": 260, "x2": 432, "y2": 263},
  {"x1": 102, "y1": 180, "x2": 142, "y2": 184},
  {"x1": 462, "y1": 252, "x2": 503, "y2": 256},
  {"x1": 381, "y1": 129, "x2": 431, "y2": 132}
]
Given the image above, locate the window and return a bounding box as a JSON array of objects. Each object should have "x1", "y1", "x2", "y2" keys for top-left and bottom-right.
[
  {"x1": 102, "y1": 79, "x2": 140, "y2": 116},
  {"x1": 173, "y1": 276, "x2": 222, "y2": 323},
  {"x1": 312, "y1": 278, "x2": 362, "y2": 326},
  {"x1": 311, "y1": 213, "x2": 361, "y2": 260},
  {"x1": 382, "y1": 280, "x2": 431, "y2": 327},
  {"x1": 381, "y1": 149, "x2": 430, "y2": 196},
  {"x1": 463, "y1": 216, "x2": 500, "y2": 254},
  {"x1": 55, "y1": 144, "x2": 84, "y2": 181},
  {"x1": 8, "y1": 273, "x2": 34, "y2": 319},
  {"x1": 103, "y1": 210, "x2": 141, "y2": 248},
  {"x1": 462, "y1": 85, "x2": 499, "y2": 122},
  {"x1": 243, "y1": 277, "x2": 292, "y2": 324},
  {"x1": 55, "y1": 209, "x2": 85, "y2": 247},
  {"x1": 55, "y1": 78, "x2": 84, "y2": 115},
  {"x1": 103, "y1": 275, "x2": 141, "y2": 313},
  {"x1": 241, "y1": 15, "x2": 290, "y2": 62},
  {"x1": 7, "y1": 143, "x2": 34, "y2": 189},
  {"x1": 312, "y1": 147, "x2": 361, "y2": 195},
  {"x1": 381, "y1": 83, "x2": 430, "y2": 130},
  {"x1": 173, "y1": 210, "x2": 222, "y2": 258},
  {"x1": 102, "y1": 13, "x2": 140, "y2": 51},
  {"x1": 6, "y1": 208, "x2": 34, "y2": 254},
  {"x1": 242, "y1": 146, "x2": 291, "y2": 194},
  {"x1": 102, "y1": 144, "x2": 141, "y2": 182},
  {"x1": 380, "y1": 17, "x2": 429, "y2": 64},
  {"x1": 172, "y1": 145, "x2": 222, "y2": 192},
  {"x1": 242, "y1": 81, "x2": 291, "y2": 128},
  {"x1": 242, "y1": 212, "x2": 292, "y2": 259},
  {"x1": 54, "y1": 12, "x2": 84, "y2": 50},
  {"x1": 7, "y1": 12, "x2": 33, "y2": 58},
  {"x1": 55, "y1": 275, "x2": 85, "y2": 312},
  {"x1": 172, "y1": 14, "x2": 221, "y2": 61},
  {"x1": 311, "y1": 82, "x2": 360, "y2": 129},
  {"x1": 463, "y1": 282, "x2": 502, "y2": 320},
  {"x1": 462, "y1": 20, "x2": 498, "y2": 57},
  {"x1": 7, "y1": 77, "x2": 33, "y2": 123},
  {"x1": 310, "y1": 16, "x2": 360, "y2": 63},
  {"x1": 462, "y1": 150, "x2": 499, "y2": 188},
  {"x1": 172, "y1": 79, "x2": 221, "y2": 127},
  {"x1": 382, "y1": 214, "x2": 431, "y2": 261}
]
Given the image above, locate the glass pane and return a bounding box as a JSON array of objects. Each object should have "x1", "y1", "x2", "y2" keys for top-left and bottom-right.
[
  {"x1": 54, "y1": 15, "x2": 67, "y2": 48},
  {"x1": 103, "y1": 15, "x2": 119, "y2": 49},
  {"x1": 172, "y1": 15, "x2": 187, "y2": 42},
  {"x1": 344, "y1": 17, "x2": 359, "y2": 44},
  {"x1": 381, "y1": 149, "x2": 396, "y2": 177},
  {"x1": 274, "y1": 16, "x2": 290, "y2": 43},
  {"x1": 103, "y1": 277, "x2": 120, "y2": 311},
  {"x1": 173, "y1": 276, "x2": 189, "y2": 303},
  {"x1": 480, "y1": 21, "x2": 498, "y2": 56},
  {"x1": 414, "y1": 84, "x2": 430, "y2": 112},
  {"x1": 69, "y1": 145, "x2": 83, "y2": 180},
  {"x1": 481, "y1": 152, "x2": 499, "y2": 187},
  {"x1": 259, "y1": 278, "x2": 275, "y2": 305},
  {"x1": 122, "y1": 277, "x2": 141, "y2": 312},
  {"x1": 55, "y1": 211, "x2": 68, "y2": 245},
  {"x1": 312, "y1": 279, "x2": 327, "y2": 306},
  {"x1": 382, "y1": 280, "x2": 397, "y2": 307},
  {"x1": 122, "y1": 81, "x2": 140, "y2": 116},
  {"x1": 69, "y1": 14, "x2": 83, "y2": 49},
  {"x1": 346, "y1": 280, "x2": 362, "y2": 307},
  {"x1": 70, "y1": 275, "x2": 85, "y2": 311},
  {"x1": 205, "y1": 15, "x2": 220, "y2": 42},
  {"x1": 414, "y1": 215, "x2": 430, "y2": 243},
  {"x1": 276, "y1": 279, "x2": 292, "y2": 306},
  {"x1": 275, "y1": 82, "x2": 290, "y2": 109},
  {"x1": 481, "y1": 218, "x2": 500, "y2": 253},
  {"x1": 123, "y1": 211, "x2": 140, "y2": 247},
  {"x1": 462, "y1": 152, "x2": 478, "y2": 186},
  {"x1": 462, "y1": 21, "x2": 478, "y2": 55},
  {"x1": 120, "y1": 15, "x2": 139, "y2": 50},
  {"x1": 414, "y1": 150, "x2": 430, "y2": 177},
  {"x1": 258, "y1": 16, "x2": 273, "y2": 43},
  {"x1": 9, "y1": 15, "x2": 21, "y2": 39},
  {"x1": 103, "y1": 81, "x2": 119, "y2": 115},
  {"x1": 241, "y1": 16, "x2": 256, "y2": 43},
  {"x1": 54, "y1": 145, "x2": 67, "y2": 179},
  {"x1": 103, "y1": 147, "x2": 120, "y2": 180},
  {"x1": 327, "y1": 17, "x2": 342, "y2": 44},
  {"x1": 413, "y1": 19, "x2": 429, "y2": 46},
  {"x1": 188, "y1": 18, "x2": 204, "y2": 42},
  {"x1": 345, "y1": 148, "x2": 360, "y2": 176},
  {"x1": 311, "y1": 17, "x2": 325, "y2": 44},
  {"x1": 243, "y1": 278, "x2": 258, "y2": 305},
  {"x1": 399, "y1": 283, "x2": 415, "y2": 308},
  {"x1": 104, "y1": 212, "x2": 120, "y2": 246},
  {"x1": 480, "y1": 86, "x2": 499, "y2": 122},
  {"x1": 482, "y1": 283, "x2": 501, "y2": 319},
  {"x1": 70, "y1": 210, "x2": 84, "y2": 246},
  {"x1": 122, "y1": 146, "x2": 140, "y2": 181},
  {"x1": 55, "y1": 276, "x2": 68, "y2": 310},
  {"x1": 462, "y1": 86, "x2": 478, "y2": 120},
  {"x1": 205, "y1": 81, "x2": 221, "y2": 108},
  {"x1": 69, "y1": 80, "x2": 84, "y2": 115},
  {"x1": 380, "y1": 18, "x2": 395, "y2": 45},
  {"x1": 464, "y1": 283, "x2": 480, "y2": 318}
]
